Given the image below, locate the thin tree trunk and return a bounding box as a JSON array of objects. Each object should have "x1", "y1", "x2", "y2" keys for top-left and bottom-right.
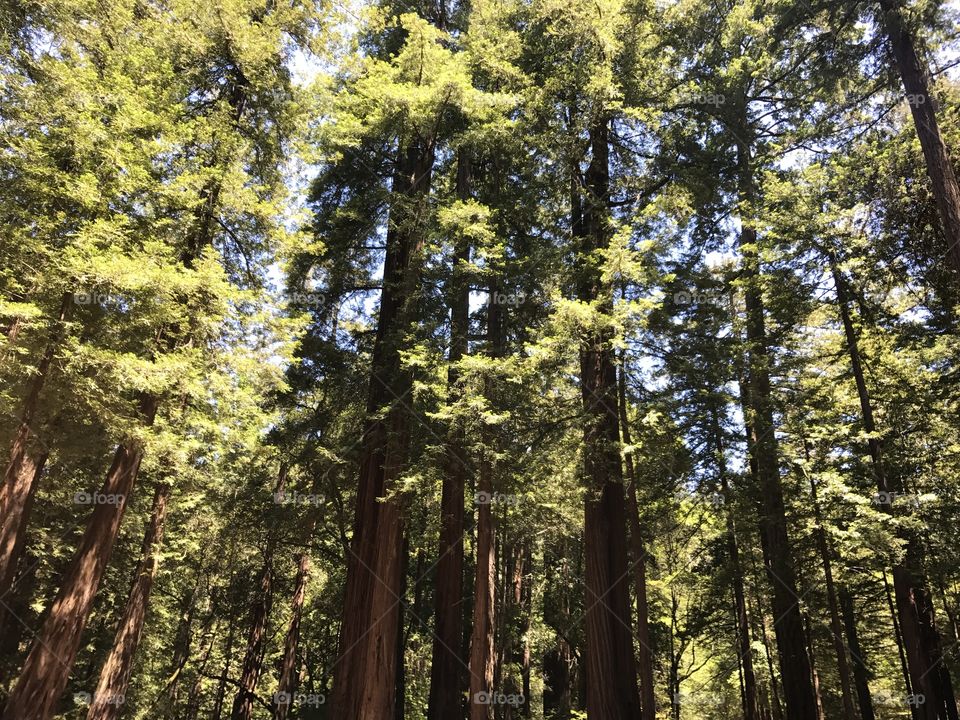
[
  {"x1": 428, "y1": 148, "x2": 471, "y2": 720},
  {"x1": 213, "y1": 622, "x2": 236, "y2": 720},
  {"x1": 839, "y1": 585, "x2": 876, "y2": 720},
  {"x1": 736, "y1": 119, "x2": 817, "y2": 720},
  {"x1": 274, "y1": 552, "x2": 310, "y2": 720},
  {"x1": 617, "y1": 361, "x2": 657, "y2": 720},
  {"x1": 576, "y1": 119, "x2": 641, "y2": 720},
  {"x1": 831, "y1": 255, "x2": 958, "y2": 720},
  {"x1": 469, "y1": 448, "x2": 496, "y2": 720},
  {"x1": 806, "y1": 470, "x2": 858, "y2": 720},
  {"x1": 332, "y1": 137, "x2": 434, "y2": 720},
  {"x1": 87, "y1": 483, "x2": 171, "y2": 720},
  {"x1": 395, "y1": 539, "x2": 411, "y2": 720},
  {"x1": 879, "y1": 0, "x2": 960, "y2": 276},
  {"x1": 2, "y1": 394, "x2": 158, "y2": 720},
  {"x1": 230, "y1": 546, "x2": 274, "y2": 720},
  {"x1": 709, "y1": 407, "x2": 761, "y2": 720}
]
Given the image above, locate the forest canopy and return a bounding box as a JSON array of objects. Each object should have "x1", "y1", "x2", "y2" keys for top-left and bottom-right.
[{"x1": 2, "y1": 0, "x2": 960, "y2": 719}]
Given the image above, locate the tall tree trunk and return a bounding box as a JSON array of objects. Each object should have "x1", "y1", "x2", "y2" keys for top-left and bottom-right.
[
  {"x1": 0, "y1": 294, "x2": 69, "y2": 600},
  {"x1": 575, "y1": 118, "x2": 641, "y2": 720},
  {"x1": 2, "y1": 395, "x2": 158, "y2": 720},
  {"x1": 230, "y1": 546, "x2": 274, "y2": 720},
  {"x1": 213, "y1": 621, "x2": 236, "y2": 720},
  {"x1": 0, "y1": 451, "x2": 46, "y2": 649},
  {"x1": 617, "y1": 361, "x2": 657, "y2": 720},
  {"x1": 87, "y1": 483, "x2": 171, "y2": 720},
  {"x1": 469, "y1": 449, "x2": 496, "y2": 720},
  {"x1": 839, "y1": 585, "x2": 876, "y2": 720},
  {"x1": 736, "y1": 121, "x2": 817, "y2": 720},
  {"x1": 332, "y1": 137, "x2": 434, "y2": 720},
  {"x1": 709, "y1": 407, "x2": 761, "y2": 720},
  {"x1": 806, "y1": 469, "x2": 857, "y2": 720},
  {"x1": 428, "y1": 148, "x2": 471, "y2": 720},
  {"x1": 274, "y1": 552, "x2": 310, "y2": 720},
  {"x1": 879, "y1": 0, "x2": 960, "y2": 276},
  {"x1": 831, "y1": 255, "x2": 958, "y2": 720}
]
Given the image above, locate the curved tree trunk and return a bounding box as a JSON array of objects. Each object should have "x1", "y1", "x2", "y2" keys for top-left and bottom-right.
[
  {"x1": 274, "y1": 552, "x2": 310, "y2": 720},
  {"x1": 2, "y1": 394, "x2": 158, "y2": 720},
  {"x1": 879, "y1": 0, "x2": 960, "y2": 278},
  {"x1": 0, "y1": 294, "x2": 69, "y2": 601},
  {"x1": 87, "y1": 483, "x2": 171, "y2": 720},
  {"x1": 230, "y1": 546, "x2": 274, "y2": 720}
]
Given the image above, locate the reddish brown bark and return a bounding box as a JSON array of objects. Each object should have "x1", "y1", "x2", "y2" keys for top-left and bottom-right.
[
  {"x1": 0, "y1": 294, "x2": 69, "y2": 600},
  {"x1": 2, "y1": 395, "x2": 157, "y2": 720},
  {"x1": 428, "y1": 149, "x2": 471, "y2": 720},
  {"x1": 331, "y1": 137, "x2": 434, "y2": 720},
  {"x1": 274, "y1": 552, "x2": 310, "y2": 720},
  {"x1": 231, "y1": 546, "x2": 275, "y2": 720},
  {"x1": 87, "y1": 483, "x2": 170, "y2": 720},
  {"x1": 576, "y1": 120, "x2": 641, "y2": 720},
  {"x1": 468, "y1": 451, "x2": 496, "y2": 720},
  {"x1": 617, "y1": 363, "x2": 657, "y2": 720},
  {"x1": 879, "y1": 0, "x2": 960, "y2": 276}
]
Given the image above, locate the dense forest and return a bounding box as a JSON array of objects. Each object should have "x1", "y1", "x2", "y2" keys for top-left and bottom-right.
[{"x1": 3, "y1": 0, "x2": 960, "y2": 718}]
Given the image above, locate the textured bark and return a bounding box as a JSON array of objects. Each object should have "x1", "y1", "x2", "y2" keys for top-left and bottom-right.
[
  {"x1": 428, "y1": 149, "x2": 471, "y2": 720},
  {"x1": 0, "y1": 450, "x2": 46, "y2": 647},
  {"x1": 839, "y1": 585, "x2": 876, "y2": 720},
  {"x1": 87, "y1": 483, "x2": 170, "y2": 720},
  {"x1": 331, "y1": 137, "x2": 434, "y2": 720},
  {"x1": 2, "y1": 395, "x2": 157, "y2": 720},
  {"x1": 617, "y1": 363, "x2": 657, "y2": 720},
  {"x1": 576, "y1": 120, "x2": 641, "y2": 720},
  {"x1": 879, "y1": 0, "x2": 960, "y2": 276},
  {"x1": 230, "y1": 546, "x2": 275, "y2": 720},
  {"x1": 832, "y1": 257, "x2": 958, "y2": 720},
  {"x1": 736, "y1": 126, "x2": 817, "y2": 720},
  {"x1": 468, "y1": 450, "x2": 496, "y2": 720},
  {"x1": 274, "y1": 552, "x2": 310, "y2": 720}
]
